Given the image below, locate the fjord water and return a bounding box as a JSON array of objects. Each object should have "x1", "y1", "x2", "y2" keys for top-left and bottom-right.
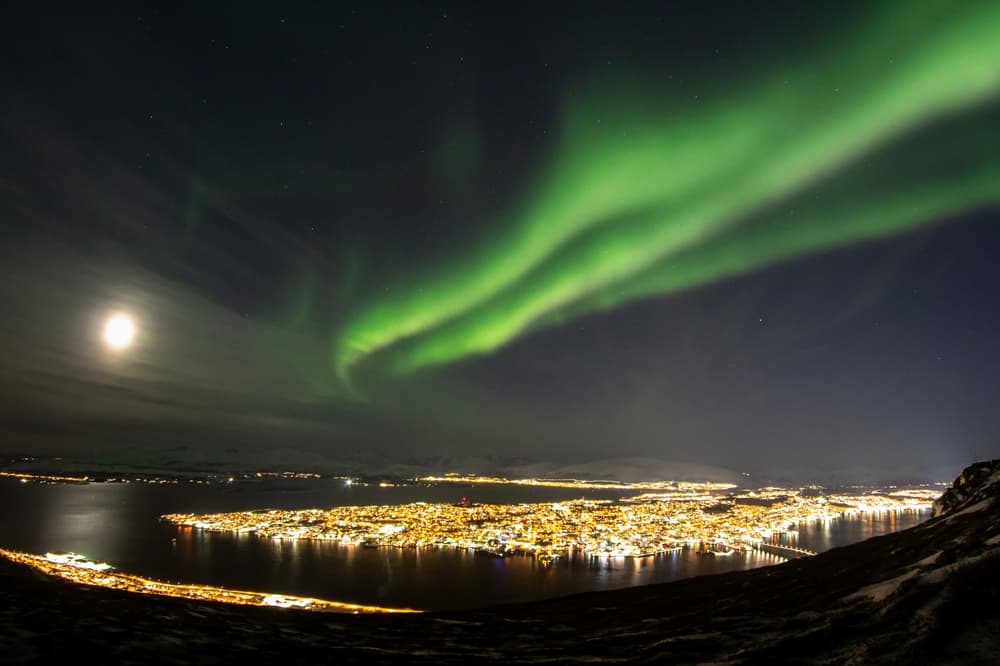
[{"x1": 0, "y1": 478, "x2": 928, "y2": 610}]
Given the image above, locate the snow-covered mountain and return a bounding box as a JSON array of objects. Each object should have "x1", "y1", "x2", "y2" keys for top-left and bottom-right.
[{"x1": 5, "y1": 449, "x2": 741, "y2": 483}]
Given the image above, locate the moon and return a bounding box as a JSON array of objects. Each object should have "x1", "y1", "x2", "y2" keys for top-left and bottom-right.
[{"x1": 103, "y1": 313, "x2": 136, "y2": 350}]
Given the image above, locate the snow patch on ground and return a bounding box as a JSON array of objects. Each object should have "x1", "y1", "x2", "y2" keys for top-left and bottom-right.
[
  {"x1": 914, "y1": 551, "x2": 942, "y2": 567},
  {"x1": 920, "y1": 549, "x2": 1000, "y2": 585},
  {"x1": 944, "y1": 498, "x2": 995, "y2": 521},
  {"x1": 431, "y1": 619, "x2": 484, "y2": 626},
  {"x1": 844, "y1": 569, "x2": 919, "y2": 603}
]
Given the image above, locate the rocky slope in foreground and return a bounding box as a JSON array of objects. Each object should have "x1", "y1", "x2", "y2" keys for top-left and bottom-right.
[{"x1": 2, "y1": 461, "x2": 1000, "y2": 665}]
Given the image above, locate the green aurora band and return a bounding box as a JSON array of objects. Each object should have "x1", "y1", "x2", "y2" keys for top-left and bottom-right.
[{"x1": 334, "y1": 0, "x2": 1000, "y2": 385}]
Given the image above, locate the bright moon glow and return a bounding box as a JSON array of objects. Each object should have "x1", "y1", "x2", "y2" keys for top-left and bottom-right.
[{"x1": 103, "y1": 313, "x2": 135, "y2": 350}]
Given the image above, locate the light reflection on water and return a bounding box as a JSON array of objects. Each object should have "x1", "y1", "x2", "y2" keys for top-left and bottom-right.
[{"x1": 0, "y1": 479, "x2": 928, "y2": 610}]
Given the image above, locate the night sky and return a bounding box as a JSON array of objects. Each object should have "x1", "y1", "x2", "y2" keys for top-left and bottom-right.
[{"x1": 1, "y1": 2, "x2": 998, "y2": 477}]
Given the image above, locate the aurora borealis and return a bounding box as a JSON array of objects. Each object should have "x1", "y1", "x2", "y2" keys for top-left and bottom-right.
[
  {"x1": 335, "y1": 1, "x2": 1000, "y2": 382},
  {"x1": 1, "y1": 1, "x2": 999, "y2": 475}
]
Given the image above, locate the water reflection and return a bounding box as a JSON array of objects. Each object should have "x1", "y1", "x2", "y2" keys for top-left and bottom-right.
[{"x1": 0, "y1": 479, "x2": 929, "y2": 611}]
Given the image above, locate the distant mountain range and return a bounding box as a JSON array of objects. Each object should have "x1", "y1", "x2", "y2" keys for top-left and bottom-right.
[
  {"x1": 2, "y1": 449, "x2": 961, "y2": 484},
  {"x1": 2, "y1": 450, "x2": 744, "y2": 483},
  {"x1": 2, "y1": 460, "x2": 998, "y2": 663},
  {"x1": 379, "y1": 456, "x2": 743, "y2": 484}
]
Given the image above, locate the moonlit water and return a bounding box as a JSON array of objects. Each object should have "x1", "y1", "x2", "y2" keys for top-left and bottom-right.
[{"x1": 0, "y1": 478, "x2": 929, "y2": 610}]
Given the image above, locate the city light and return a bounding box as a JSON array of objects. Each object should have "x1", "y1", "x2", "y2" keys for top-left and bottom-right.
[
  {"x1": 0, "y1": 548, "x2": 421, "y2": 614},
  {"x1": 163, "y1": 486, "x2": 937, "y2": 564}
]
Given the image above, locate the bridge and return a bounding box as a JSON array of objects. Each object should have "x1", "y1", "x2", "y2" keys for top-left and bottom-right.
[{"x1": 749, "y1": 542, "x2": 817, "y2": 560}]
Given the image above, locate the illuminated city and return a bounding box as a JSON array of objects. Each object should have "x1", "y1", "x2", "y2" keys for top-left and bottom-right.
[
  {"x1": 0, "y1": 548, "x2": 420, "y2": 614},
  {"x1": 0, "y1": 470, "x2": 91, "y2": 484},
  {"x1": 163, "y1": 483, "x2": 938, "y2": 564},
  {"x1": 0, "y1": 468, "x2": 326, "y2": 485},
  {"x1": 417, "y1": 474, "x2": 738, "y2": 492}
]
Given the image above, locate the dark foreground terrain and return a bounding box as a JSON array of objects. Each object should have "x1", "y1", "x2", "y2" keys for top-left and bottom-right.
[{"x1": 2, "y1": 461, "x2": 999, "y2": 665}]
